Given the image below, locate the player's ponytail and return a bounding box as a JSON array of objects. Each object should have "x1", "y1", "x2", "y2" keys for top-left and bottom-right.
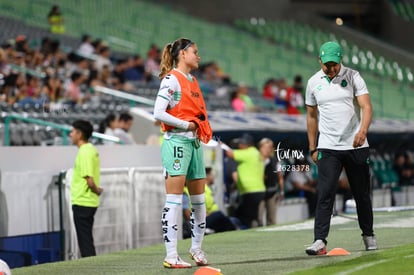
[{"x1": 159, "y1": 43, "x2": 173, "y2": 79}]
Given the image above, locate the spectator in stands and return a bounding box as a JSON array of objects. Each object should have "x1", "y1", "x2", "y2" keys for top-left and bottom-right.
[
  {"x1": 98, "y1": 113, "x2": 119, "y2": 145},
  {"x1": 39, "y1": 37, "x2": 61, "y2": 59},
  {"x1": 262, "y1": 78, "x2": 278, "y2": 102},
  {"x1": 77, "y1": 35, "x2": 95, "y2": 57},
  {"x1": 123, "y1": 55, "x2": 146, "y2": 83},
  {"x1": 114, "y1": 112, "x2": 136, "y2": 144},
  {"x1": 230, "y1": 88, "x2": 246, "y2": 112},
  {"x1": 393, "y1": 151, "x2": 414, "y2": 185},
  {"x1": 258, "y1": 138, "x2": 284, "y2": 226},
  {"x1": 63, "y1": 71, "x2": 85, "y2": 106},
  {"x1": 41, "y1": 76, "x2": 63, "y2": 103},
  {"x1": 17, "y1": 75, "x2": 44, "y2": 106},
  {"x1": 67, "y1": 55, "x2": 92, "y2": 84},
  {"x1": 223, "y1": 133, "x2": 265, "y2": 228},
  {"x1": 1, "y1": 43, "x2": 13, "y2": 68},
  {"x1": 55, "y1": 58, "x2": 68, "y2": 80},
  {"x1": 154, "y1": 38, "x2": 212, "y2": 268},
  {"x1": 200, "y1": 61, "x2": 231, "y2": 85},
  {"x1": 12, "y1": 51, "x2": 26, "y2": 69},
  {"x1": 112, "y1": 59, "x2": 133, "y2": 91},
  {"x1": 274, "y1": 77, "x2": 288, "y2": 113},
  {"x1": 1, "y1": 72, "x2": 24, "y2": 104},
  {"x1": 0, "y1": 48, "x2": 9, "y2": 103},
  {"x1": 47, "y1": 5, "x2": 65, "y2": 34},
  {"x1": 31, "y1": 48, "x2": 47, "y2": 71},
  {"x1": 305, "y1": 41, "x2": 377, "y2": 255},
  {"x1": 90, "y1": 64, "x2": 112, "y2": 88},
  {"x1": 147, "y1": 43, "x2": 160, "y2": 59},
  {"x1": 95, "y1": 46, "x2": 113, "y2": 73},
  {"x1": 237, "y1": 83, "x2": 259, "y2": 112},
  {"x1": 0, "y1": 47, "x2": 10, "y2": 77},
  {"x1": 284, "y1": 158, "x2": 317, "y2": 218},
  {"x1": 69, "y1": 120, "x2": 103, "y2": 257},
  {"x1": 145, "y1": 44, "x2": 161, "y2": 83},
  {"x1": 91, "y1": 39, "x2": 104, "y2": 55},
  {"x1": 15, "y1": 35, "x2": 32, "y2": 55},
  {"x1": 286, "y1": 74, "x2": 305, "y2": 115}
]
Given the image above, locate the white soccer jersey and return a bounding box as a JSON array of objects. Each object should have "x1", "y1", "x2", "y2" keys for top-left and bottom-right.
[{"x1": 305, "y1": 64, "x2": 369, "y2": 150}]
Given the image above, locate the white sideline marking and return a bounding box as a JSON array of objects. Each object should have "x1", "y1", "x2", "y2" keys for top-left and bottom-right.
[
  {"x1": 374, "y1": 217, "x2": 414, "y2": 228},
  {"x1": 258, "y1": 216, "x2": 351, "y2": 232},
  {"x1": 335, "y1": 259, "x2": 390, "y2": 275},
  {"x1": 258, "y1": 215, "x2": 414, "y2": 232}
]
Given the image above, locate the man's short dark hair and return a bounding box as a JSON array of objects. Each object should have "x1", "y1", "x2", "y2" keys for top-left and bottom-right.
[
  {"x1": 70, "y1": 71, "x2": 82, "y2": 82},
  {"x1": 72, "y1": 120, "x2": 93, "y2": 141},
  {"x1": 119, "y1": 112, "x2": 133, "y2": 122},
  {"x1": 81, "y1": 34, "x2": 91, "y2": 42}
]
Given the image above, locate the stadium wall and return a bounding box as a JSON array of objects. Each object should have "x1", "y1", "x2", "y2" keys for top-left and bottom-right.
[{"x1": 0, "y1": 145, "x2": 162, "y2": 237}]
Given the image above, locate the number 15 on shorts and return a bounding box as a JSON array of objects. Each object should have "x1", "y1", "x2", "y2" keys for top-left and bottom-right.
[{"x1": 174, "y1": 146, "x2": 183, "y2": 158}]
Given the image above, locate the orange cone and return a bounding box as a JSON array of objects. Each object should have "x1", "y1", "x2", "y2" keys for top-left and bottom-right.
[
  {"x1": 194, "y1": 266, "x2": 223, "y2": 275},
  {"x1": 327, "y1": 247, "x2": 351, "y2": 256}
]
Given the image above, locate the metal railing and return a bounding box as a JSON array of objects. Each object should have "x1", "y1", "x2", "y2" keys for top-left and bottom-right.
[
  {"x1": 3, "y1": 114, "x2": 121, "y2": 146},
  {"x1": 93, "y1": 85, "x2": 155, "y2": 106}
]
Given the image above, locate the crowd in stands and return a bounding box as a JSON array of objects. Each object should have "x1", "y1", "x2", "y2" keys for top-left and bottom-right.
[
  {"x1": 261, "y1": 75, "x2": 305, "y2": 114},
  {"x1": 0, "y1": 32, "x2": 238, "y2": 109},
  {"x1": 0, "y1": 33, "x2": 310, "y2": 115},
  {"x1": 0, "y1": 34, "x2": 167, "y2": 108},
  {"x1": 0, "y1": 18, "x2": 328, "y2": 120}
]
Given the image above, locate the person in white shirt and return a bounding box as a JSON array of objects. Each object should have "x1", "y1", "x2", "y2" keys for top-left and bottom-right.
[
  {"x1": 305, "y1": 41, "x2": 377, "y2": 256},
  {"x1": 98, "y1": 113, "x2": 118, "y2": 145},
  {"x1": 114, "y1": 112, "x2": 136, "y2": 145},
  {"x1": 77, "y1": 34, "x2": 95, "y2": 57}
]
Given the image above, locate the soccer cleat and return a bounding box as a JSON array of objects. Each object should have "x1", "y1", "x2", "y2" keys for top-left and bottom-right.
[
  {"x1": 362, "y1": 235, "x2": 378, "y2": 251},
  {"x1": 305, "y1": 239, "x2": 327, "y2": 255},
  {"x1": 163, "y1": 255, "x2": 192, "y2": 268},
  {"x1": 189, "y1": 248, "x2": 209, "y2": 266}
]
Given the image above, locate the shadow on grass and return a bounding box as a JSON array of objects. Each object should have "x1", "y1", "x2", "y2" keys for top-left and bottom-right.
[{"x1": 216, "y1": 255, "x2": 317, "y2": 266}]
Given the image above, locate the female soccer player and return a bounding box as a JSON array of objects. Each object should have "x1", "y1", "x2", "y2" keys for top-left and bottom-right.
[{"x1": 153, "y1": 38, "x2": 212, "y2": 268}]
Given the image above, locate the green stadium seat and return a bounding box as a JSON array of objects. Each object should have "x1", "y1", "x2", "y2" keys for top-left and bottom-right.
[{"x1": 0, "y1": 1, "x2": 412, "y2": 119}]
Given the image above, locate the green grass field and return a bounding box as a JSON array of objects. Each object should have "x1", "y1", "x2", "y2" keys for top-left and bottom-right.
[{"x1": 11, "y1": 210, "x2": 414, "y2": 275}]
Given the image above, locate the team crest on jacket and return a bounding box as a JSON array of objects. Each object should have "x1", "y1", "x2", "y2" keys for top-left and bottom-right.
[
  {"x1": 173, "y1": 159, "x2": 181, "y2": 170},
  {"x1": 173, "y1": 91, "x2": 181, "y2": 101}
]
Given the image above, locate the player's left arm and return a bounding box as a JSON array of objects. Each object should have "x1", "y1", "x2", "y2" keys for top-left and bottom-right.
[{"x1": 354, "y1": 94, "x2": 372, "y2": 148}]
